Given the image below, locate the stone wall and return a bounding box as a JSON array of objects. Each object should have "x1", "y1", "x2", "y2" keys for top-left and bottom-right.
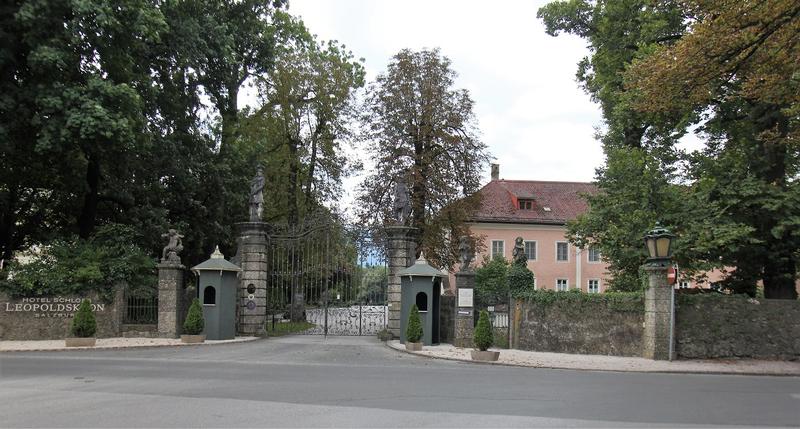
[
  {"x1": 0, "y1": 289, "x2": 125, "y2": 340},
  {"x1": 676, "y1": 295, "x2": 800, "y2": 359},
  {"x1": 439, "y1": 294, "x2": 455, "y2": 344},
  {"x1": 511, "y1": 295, "x2": 644, "y2": 356}
]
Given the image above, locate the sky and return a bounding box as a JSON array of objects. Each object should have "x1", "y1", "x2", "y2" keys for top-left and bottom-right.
[{"x1": 287, "y1": 0, "x2": 606, "y2": 189}]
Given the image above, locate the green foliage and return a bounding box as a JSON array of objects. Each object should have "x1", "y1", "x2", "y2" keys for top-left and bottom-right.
[
  {"x1": 70, "y1": 299, "x2": 97, "y2": 338},
  {"x1": 0, "y1": 224, "x2": 155, "y2": 302},
  {"x1": 475, "y1": 256, "x2": 508, "y2": 307},
  {"x1": 473, "y1": 310, "x2": 494, "y2": 351},
  {"x1": 507, "y1": 263, "x2": 536, "y2": 297},
  {"x1": 183, "y1": 298, "x2": 204, "y2": 335},
  {"x1": 376, "y1": 328, "x2": 393, "y2": 342},
  {"x1": 405, "y1": 304, "x2": 423, "y2": 343},
  {"x1": 514, "y1": 289, "x2": 645, "y2": 314}
]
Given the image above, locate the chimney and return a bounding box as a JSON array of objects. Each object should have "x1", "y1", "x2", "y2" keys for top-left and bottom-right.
[{"x1": 491, "y1": 163, "x2": 499, "y2": 181}]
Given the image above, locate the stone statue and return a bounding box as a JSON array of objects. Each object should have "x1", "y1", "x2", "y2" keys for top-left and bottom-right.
[
  {"x1": 393, "y1": 179, "x2": 411, "y2": 225},
  {"x1": 249, "y1": 167, "x2": 265, "y2": 221},
  {"x1": 161, "y1": 229, "x2": 184, "y2": 263},
  {"x1": 458, "y1": 235, "x2": 474, "y2": 272},
  {"x1": 512, "y1": 236, "x2": 527, "y2": 266}
]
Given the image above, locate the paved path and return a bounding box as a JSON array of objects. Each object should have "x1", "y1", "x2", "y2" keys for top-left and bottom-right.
[
  {"x1": 1, "y1": 336, "x2": 798, "y2": 427},
  {"x1": 387, "y1": 341, "x2": 800, "y2": 375}
]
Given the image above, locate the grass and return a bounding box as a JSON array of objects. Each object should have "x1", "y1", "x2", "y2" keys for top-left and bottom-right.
[{"x1": 265, "y1": 320, "x2": 315, "y2": 336}]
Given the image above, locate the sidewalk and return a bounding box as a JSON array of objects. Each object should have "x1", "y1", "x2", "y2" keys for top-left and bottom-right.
[
  {"x1": 387, "y1": 341, "x2": 800, "y2": 376},
  {"x1": 0, "y1": 336, "x2": 259, "y2": 352}
]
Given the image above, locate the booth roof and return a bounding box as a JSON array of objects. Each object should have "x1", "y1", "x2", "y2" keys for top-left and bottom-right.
[
  {"x1": 191, "y1": 246, "x2": 241, "y2": 273},
  {"x1": 398, "y1": 254, "x2": 445, "y2": 278}
]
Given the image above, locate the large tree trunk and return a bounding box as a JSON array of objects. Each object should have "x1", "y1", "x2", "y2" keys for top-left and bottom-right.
[
  {"x1": 763, "y1": 248, "x2": 798, "y2": 299},
  {"x1": 0, "y1": 183, "x2": 18, "y2": 264},
  {"x1": 78, "y1": 153, "x2": 100, "y2": 239},
  {"x1": 287, "y1": 136, "x2": 299, "y2": 227}
]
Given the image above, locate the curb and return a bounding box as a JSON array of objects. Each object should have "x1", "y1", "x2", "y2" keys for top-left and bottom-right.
[
  {"x1": 384, "y1": 342, "x2": 800, "y2": 377},
  {"x1": 0, "y1": 336, "x2": 262, "y2": 353}
]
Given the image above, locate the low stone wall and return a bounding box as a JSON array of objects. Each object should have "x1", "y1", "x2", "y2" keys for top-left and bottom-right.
[
  {"x1": 0, "y1": 289, "x2": 125, "y2": 340},
  {"x1": 676, "y1": 295, "x2": 800, "y2": 359},
  {"x1": 511, "y1": 293, "x2": 644, "y2": 357}
]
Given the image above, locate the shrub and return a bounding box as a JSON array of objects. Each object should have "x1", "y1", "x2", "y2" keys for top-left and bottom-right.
[
  {"x1": 406, "y1": 304, "x2": 423, "y2": 343},
  {"x1": 475, "y1": 255, "x2": 508, "y2": 307},
  {"x1": 473, "y1": 309, "x2": 493, "y2": 351},
  {"x1": 376, "y1": 328, "x2": 392, "y2": 341},
  {"x1": 507, "y1": 263, "x2": 535, "y2": 297},
  {"x1": 71, "y1": 299, "x2": 97, "y2": 338},
  {"x1": 183, "y1": 298, "x2": 205, "y2": 335}
]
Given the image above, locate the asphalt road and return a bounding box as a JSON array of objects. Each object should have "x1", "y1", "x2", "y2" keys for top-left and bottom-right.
[{"x1": 1, "y1": 336, "x2": 798, "y2": 427}]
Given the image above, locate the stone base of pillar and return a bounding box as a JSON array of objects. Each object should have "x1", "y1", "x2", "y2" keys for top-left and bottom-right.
[
  {"x1": 385, "y1": 224, "x2": 417, "y2": 339},
  {"x1": 236, "y1": 221, "x2": 270, "y2": 337},
  {"x1": 157, "y1": 262, "x2": 185, "y2": 338},
  {"x1": 643, "y1": 265, "x2": 673, "y2": 360}
]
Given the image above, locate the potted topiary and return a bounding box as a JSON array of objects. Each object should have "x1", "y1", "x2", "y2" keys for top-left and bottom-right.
[
  {"x1": 181, "y1": 298, "x2": 205, "y2": 343},
  {"x1": 471, "y1": 310, "x2": 499, "y2": 361},
  {"x1": 66, "y1": 299, "x2": 97, "y2": 347},
  {"x1": 405, "y1": 304, "x2": 424, "y2": 351}
]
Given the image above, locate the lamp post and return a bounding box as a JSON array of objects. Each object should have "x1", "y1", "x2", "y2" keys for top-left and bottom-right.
[{"x1": 642, "y1": 223, "x2": 676, "y2": 361}]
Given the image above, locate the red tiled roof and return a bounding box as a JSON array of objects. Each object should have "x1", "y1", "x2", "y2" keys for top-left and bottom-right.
[{"x1": 470, "y1": 180, "x2": 598, "y2": 225}]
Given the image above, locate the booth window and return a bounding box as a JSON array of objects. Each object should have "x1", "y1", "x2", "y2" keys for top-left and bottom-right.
[
  {"x1": 415, "y1": 291, "x2": 428, "y2": 312},
  {"x1": 203, "y1": 286, "x2": 216, "y2": 305}
]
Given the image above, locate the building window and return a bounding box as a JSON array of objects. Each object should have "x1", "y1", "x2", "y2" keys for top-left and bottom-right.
[
  {"x1": 415, "y1": 292, "x2": 428, "y2": 311},
  {"x1": 533, "y1": 277, "x2": 538, "y2": 290},
  {"x1": 203, "y1": 286, "x2": 216, "y2": 305},
  {"x1": 679, "y1": 281, "x2": 690, "y2": 289},
  {"x1": 588, "y1": 279, "x2": 600, "y2": 294},
  {"x1": 556, "y1": 279, "x2": 568, "y2": 291},
  {"x1": 518, "y1": 199, "x2": 533, "y2": 210},
  {"x1": 556, "y1": 242, "x2": 569, "y2": 262},
  {"x1": 491, "y1": 240, "x2": 504, "y2": 259},
  {"x1": 524, "y1": 241, "x2": 537, "y2": 261},
  {"x1": 588, "y1": 247, "x2": 601, "y2": 263}
]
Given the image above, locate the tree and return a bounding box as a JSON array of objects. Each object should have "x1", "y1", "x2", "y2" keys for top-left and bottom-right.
[
  {"x1": 183, "y1": 298, "x2": 205, "y2": 335},
  {"x1": 624, "y1": 0, "x2": 800, "y2": 299},
  {"x1": 538, "y1": 1, "x2": 696, "y2": 291},
  {"x1": 473, "y1": 309, "x2": 493, "y2": 351},
  {"x1": 357, "y1": 49, "x2": 490, "y2": 270}
]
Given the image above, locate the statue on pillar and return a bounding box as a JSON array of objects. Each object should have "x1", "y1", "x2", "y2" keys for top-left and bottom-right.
[
  {"x1": 249, "y1": 166, "x2": 265, "y2": 221},
  {"x1": 458, "y1": 235, "x2": 474, "y2": 272},
  {"x1": 512, "y1": 236, "x2": 527, "y2": 266},
  {"x1": 392, "y1": 178, "x2": 411, "y2": 225},
  {"x1": 161, "y1": 229, "x2": 184, "y2": 264}
]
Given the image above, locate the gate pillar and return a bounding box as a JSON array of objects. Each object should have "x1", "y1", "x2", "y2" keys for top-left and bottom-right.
[
  {"x1": 236, "y1": 221, "x2": 270, "y2": 336},
  {"x1": 385, "y1": 225, "x2": 417, "y2": 339}
]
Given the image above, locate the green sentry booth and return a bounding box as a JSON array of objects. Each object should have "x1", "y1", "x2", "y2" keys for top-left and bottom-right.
[
  {"x1": 191, "y1": 246, "x2": 240, "y2": 340},
  {"x1": 399, "y1": 254, "x2": 443, "y2": 345}
]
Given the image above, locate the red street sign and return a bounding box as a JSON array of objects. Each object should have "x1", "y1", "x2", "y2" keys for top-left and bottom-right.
[{"x1": 667, "y1": 265, "x2": 678, "y2": 285}]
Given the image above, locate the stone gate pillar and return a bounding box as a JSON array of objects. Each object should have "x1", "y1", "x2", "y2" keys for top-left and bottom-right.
[
  {"x1": 453, "y1": 270, "x2": 475, "y2": 348},
  {"x1": 236, "y1": 221, "x2": 269, "y2": 336},
  {"x1": 643, "y1": 264, "x2": 673, "y2": 360},
  {"x1": 157, "y1": 262, "x2": 184, "y2": 338},
  {"x1": 385, "y1": 225, "x2": 416, "y2": 339}
]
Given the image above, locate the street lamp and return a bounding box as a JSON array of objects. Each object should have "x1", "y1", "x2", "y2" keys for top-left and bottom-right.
[{"x1": 644, "y1": 223, "x2": 675, "y2": 265}]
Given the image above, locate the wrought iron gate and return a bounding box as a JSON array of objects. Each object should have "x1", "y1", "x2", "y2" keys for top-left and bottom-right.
[{"x1": 264, "y1": 223, "x2": 387, "y2": 336}]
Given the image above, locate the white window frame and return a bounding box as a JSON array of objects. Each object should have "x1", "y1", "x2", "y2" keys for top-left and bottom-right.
[
  {"x1": 524, "y1": 240, "x2": 537, "y2": 261},
  {"x1": 556, "y1": 278, "x2": 569, "y2": 292},
  {"x1": 555, "y1": 241, "x2": 569, "y2": 262},
  {"x1": 679, "y1": 280, "x2": 690, "y2": 289},
  {"x1": 491, "y1": 240, "x2": 504, "y2": 259},
  {"x1": 587, "y1": 246, "x2": 601, "y2": 263},
  {"x1": 588, "y1": 279, "x2": 600, "y2": 294},
  {"x1": 533, "y1": 277, "x2": 538, "y2": 290}
]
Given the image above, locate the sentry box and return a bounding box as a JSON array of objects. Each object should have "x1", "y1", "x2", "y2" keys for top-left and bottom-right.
[
  {"x1": 399, "y1": 254, "x2": 444, "y2": 345},
  {"x1": 191, "y1": 246, "x2": 241, "y2": 340}
]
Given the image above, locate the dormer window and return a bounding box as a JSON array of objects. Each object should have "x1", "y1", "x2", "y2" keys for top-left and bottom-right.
[{"x1": 519, "y1": 199, "x2": 533, "y2": 210}]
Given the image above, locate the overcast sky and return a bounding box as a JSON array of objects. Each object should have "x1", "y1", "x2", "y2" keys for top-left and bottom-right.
[{"x1": 288, "y1": 0, "x2": 605, "y2": 184}]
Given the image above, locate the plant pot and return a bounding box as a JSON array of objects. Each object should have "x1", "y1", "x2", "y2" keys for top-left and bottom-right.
[
  {"x1": 180, "y1": 334, "x2": 206, "y2": 344},
  {"x1": 405, "y1": 342, "x2": 423, "y2": 351},
  {"x1": 471, "y1": 350, "x2": 500, "y2": 361},
  {"x1": 65, "y1": 337, "x2": 96, "y2": 347}
]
